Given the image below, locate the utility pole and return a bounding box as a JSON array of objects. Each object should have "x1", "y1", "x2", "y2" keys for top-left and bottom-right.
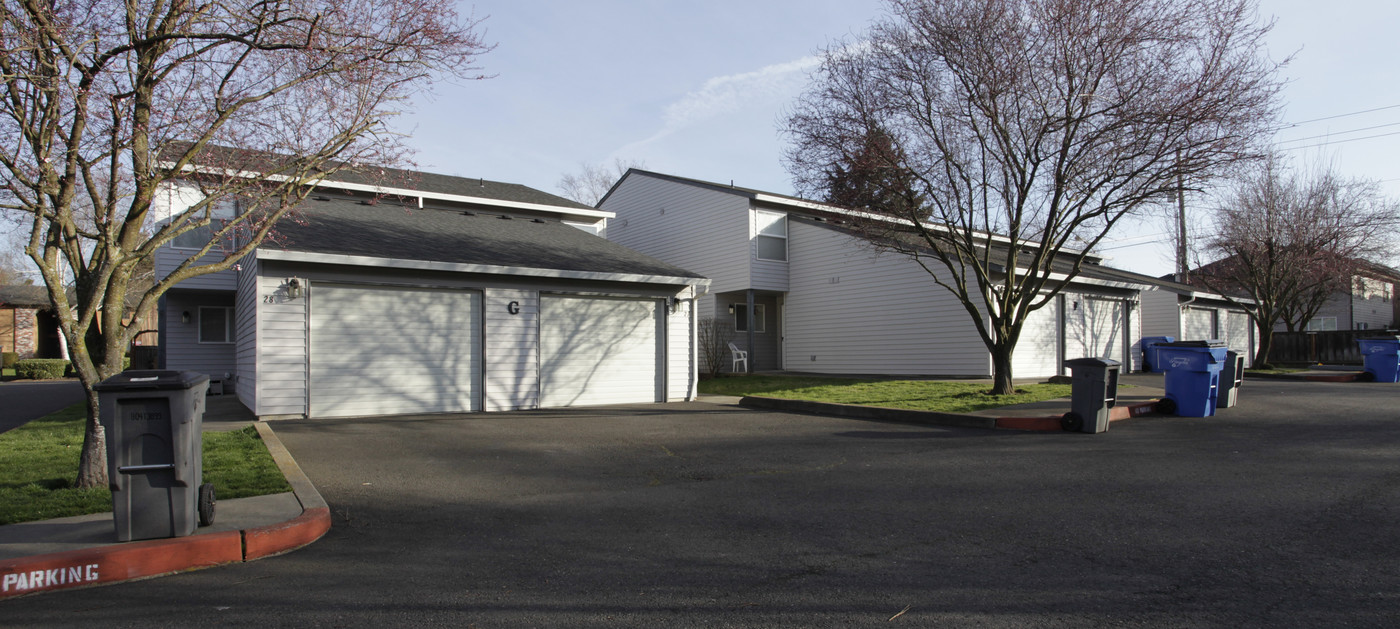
[{"x1": 1176, "y1": 150, "x2": 1189, "y2": 284}]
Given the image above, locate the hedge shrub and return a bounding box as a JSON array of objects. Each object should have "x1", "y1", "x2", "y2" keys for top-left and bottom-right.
[
  {"x1": 14, "y1": 359, "x2": 69, "y2": 380},
  {"x1": 1, "y1": 352, "x2": 17, "y2": 369}
]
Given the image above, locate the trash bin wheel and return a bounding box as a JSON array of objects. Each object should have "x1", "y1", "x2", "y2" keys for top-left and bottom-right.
[
  {"x1": 1060, "y1": 412, "x2": 1084, "y2": 432},
  {"x1": 1156, "y1": 398, "x2": 1177, "y2": 415},
  {"x1": 198, "y1": 483, "x2": 216, "y2": 527}
]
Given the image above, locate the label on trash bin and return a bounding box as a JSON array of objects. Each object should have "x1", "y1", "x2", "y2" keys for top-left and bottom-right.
[{"x1": 128, "y1": 376, "x2": 160, "y2": 382}]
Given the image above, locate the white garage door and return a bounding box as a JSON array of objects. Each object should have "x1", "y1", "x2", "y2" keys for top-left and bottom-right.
[
  {"x1": 1224, "y1": 311, "x2": 1253, "y2": 366},
  {"x1": 310, "y1": 285, "x2": 481, "y2": 418},
  {"x1": 540, "y1": 296, "x2": 661, "y2": 407},
  {"x1": 1012, "y1": 301, "x2": 1060, "y2": 378},
  {"x1": 1184, "y1": 307, "x2": 1216, "y2": 340},
  {"x1": 1065, "y1": 297, "x2": 1126, "y2": 364}
]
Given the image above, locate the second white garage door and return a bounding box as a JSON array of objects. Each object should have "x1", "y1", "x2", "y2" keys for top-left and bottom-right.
[
  {"x1": 310, "y1": 285, "x2": 481, "y2": 418},
  {"x1": 540, "y1": 295, "x2": 662, "y2": 407}
]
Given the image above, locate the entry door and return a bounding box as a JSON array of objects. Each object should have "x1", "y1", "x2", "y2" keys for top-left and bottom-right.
[
  {"x1": 310, "y1": 285, "x2": 481, "y2": 418},
  {"x1": 540, "y1": 296, "x2": 661, "y2": 407}
]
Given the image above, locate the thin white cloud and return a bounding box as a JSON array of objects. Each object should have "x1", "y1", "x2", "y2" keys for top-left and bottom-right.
[{"x1": 615, "y1": 55, "x2": 823, "y2": 156}]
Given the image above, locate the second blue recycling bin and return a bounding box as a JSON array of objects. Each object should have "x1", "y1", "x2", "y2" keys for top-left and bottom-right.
[
  {"x1": 1357, "y1": 336, "x2": 1400, "y2": 383},
  {"x1": 1157, "y1": 340, "x2": 1228, "y2": 417},
  {"x1": 1141, "y1": 336, "x2": 1176, "y2": 373}
]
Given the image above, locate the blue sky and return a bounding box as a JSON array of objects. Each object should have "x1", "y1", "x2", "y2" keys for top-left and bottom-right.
[{"x1": 394, "y1": 1, "x2": 1400, "y2": 278}]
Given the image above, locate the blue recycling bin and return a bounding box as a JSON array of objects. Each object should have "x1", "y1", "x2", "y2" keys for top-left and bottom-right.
[
  {"x1": 1357, "y1": 336, "x2": 1400, "y2": 383},
  {"x1": 1141, "y1": 336, "x2": 1176, "y2": 373},
  {"x1": 1157, "y1": 340, "x2": 1228, "y2": 417}
]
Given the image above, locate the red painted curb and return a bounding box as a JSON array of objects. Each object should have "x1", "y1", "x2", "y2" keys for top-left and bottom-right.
[
  {"x1": 0, "y1": 530, "x2": 243, "y2": 600},
  {"x1": 244, "y1": 507, "x2": 332, "y2": 561},
  {"x1": 994, "y1": 401, "x2": 1162, "y2": 432}
]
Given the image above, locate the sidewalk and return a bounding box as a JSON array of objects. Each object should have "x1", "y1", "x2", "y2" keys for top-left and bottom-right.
[{"x1": 0, "y1": 419, "x2": 330, "y2": 600}]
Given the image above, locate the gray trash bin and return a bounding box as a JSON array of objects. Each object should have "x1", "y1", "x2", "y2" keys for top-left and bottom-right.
[
  {"x1": 1219, "y1": 350, "x2": 1245, "y2": 408},
  {"x1": 95, "y1": 370, "x2": 214, "y2": 542},
  {"x1": 1061, "y1": 357, "x2": 1120, "y2": 433}
]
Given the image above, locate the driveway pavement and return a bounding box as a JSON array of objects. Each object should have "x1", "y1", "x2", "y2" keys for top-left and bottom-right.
[
  {"x1": 0, "y1": 379, "x2": 84, "y2": 433},
  {"x1": 6, "y1": 378, "x2": 1400, "y2": 627}
]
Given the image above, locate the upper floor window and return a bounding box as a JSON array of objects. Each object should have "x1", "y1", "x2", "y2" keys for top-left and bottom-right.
[
  {"x1": 170, "y1": 198, "x2": 237, "y2": 250},
  {"x1": 1304, "y1": 317, "x2": 1337, "y2": 332},
  {"x1": 754, "y1": 210, "x2": 787, "y2": 262}
]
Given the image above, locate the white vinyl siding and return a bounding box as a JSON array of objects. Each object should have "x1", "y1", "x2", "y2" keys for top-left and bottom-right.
[
  {"x1": 252, "y1": 274, "x2": 308, "y2": 417},
  {"x1": 668, "y1": 298, "x2": 695, "y2": 401},
  {"x1": 1140, "y1": 289, "x2": 1182, "y2": 339},
  {"x1": 784, "y1": 220, "x2": 990, "y2": 376},
  {"x1": 540, "y1": 295, "x2": 661, "y2": 407},
  {"x1": 309, "y1": 285, "x2": 481, "y2": 418},
  {"x1": 484, "y1": 289, "x2": 539, "y2": 412},
  {"x1": 1012, "y1": 300, "x2": 1060, "y2": 379},
  {"x1": 234, "y1": 252, "x2": 259, "y2": 407},
  {"x1": 163, "y1": 292, "x2": 237, "y2": 378},
  {"x1": 602, "y1": 174, "x2": 751, "y2": 293}
]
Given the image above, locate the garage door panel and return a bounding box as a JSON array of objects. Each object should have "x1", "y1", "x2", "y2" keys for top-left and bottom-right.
[
  {"x1": 541, "y1": 296, "x2": 660, "y2": 407},
  {"x1": 1065, "y1": 297, "x2": 1126, "y2": 363},
  {"x1": 311, "y1": 285, "x2": 480, "y2": 418}
]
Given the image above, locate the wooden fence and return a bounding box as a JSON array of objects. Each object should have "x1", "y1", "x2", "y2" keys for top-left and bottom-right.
[{"x1": 1266, "y1": 330, "x2": 1398, "y2": 364}]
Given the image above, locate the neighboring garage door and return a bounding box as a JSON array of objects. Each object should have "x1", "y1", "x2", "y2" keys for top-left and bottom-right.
[
  {"x1": 1065, "y1": 297, "x2": 1126, "y2": 364},
  {"x1": 1224, "y1": 311, "x2": 1253, "y2": 366},
  {"x1": 1184, "y1": 307, "x2": 1216, "y2": 340},
  {"x1": 310, "y1": 285, "x2": 481, "y2": 418},
  {"x1": 540, "y1": 295, "x2": 661, "y2": 407}
]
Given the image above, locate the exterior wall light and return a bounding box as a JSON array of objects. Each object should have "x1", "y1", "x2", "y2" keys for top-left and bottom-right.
[{"x1": 286, "y1": 277, "x2": 303, "y2": 300}]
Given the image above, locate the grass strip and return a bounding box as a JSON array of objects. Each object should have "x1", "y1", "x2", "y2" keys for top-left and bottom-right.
[
  {"x1": 0, "y1": 403, "x2": 290, "y2": 526},
  {"x1": 700, "y1": 375, "x2": 1072, "y2": 414}
]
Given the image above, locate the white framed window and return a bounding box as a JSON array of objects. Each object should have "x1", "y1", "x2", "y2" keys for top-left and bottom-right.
[
  {"x1": 1304, "y1": 317, "x2": 1337, "y2": 332},
  {"x1": 735, "y1": 304, "x2": 766, "y2": 333},
  {"x1": 754, "y1": 210, "x2": 787, "y2": 261},
  {"x1": 171, "y1": 198, "x2": 237, "y2": 250},
  {"x1": 199, "y1": 306, "x2": 234, "y2": 344}
]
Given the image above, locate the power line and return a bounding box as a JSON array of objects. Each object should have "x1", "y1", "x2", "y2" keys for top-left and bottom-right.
[
  {"x1": 1276, "y1": 120, "x2": 1400, "y2": 145},
  {"x1": 1277, "y1": 129, "x2": 1400, "y2": 152},
  {"x1": 1276, "y1": 103, "x2": 1400, "y2": 131}
]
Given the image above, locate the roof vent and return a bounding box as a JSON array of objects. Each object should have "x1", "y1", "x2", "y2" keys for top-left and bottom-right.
[
  {"x1": 460, "y1": 211, "x2": 475, "y2": 216},
  {"x1": 313, "y1": 195, "x2": 330, "y2": 201},
  {"x1": 358, "y1": 199, "x2": 376, "y2": 206},
  {"x1": 532, "y1": 218, "x2": 545, "y2": 224},
  {"x1": 498, "y1": 214, "x2": 512, "y2": 220}
]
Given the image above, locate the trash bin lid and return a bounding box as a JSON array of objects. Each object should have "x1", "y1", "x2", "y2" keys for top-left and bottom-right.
[
  {"x1": 1159, "y1": 340, "x2": 1228, "y2": 348},
  {"x1": 1358, "y1": 335, "x2": 1400, "y2": 343},
  {"x1": 94, "y1": 370, "x2": 212, "y2": 391},
  {"x1": 1065, "y1": 357, "x2": 1121, "y2": 367}
]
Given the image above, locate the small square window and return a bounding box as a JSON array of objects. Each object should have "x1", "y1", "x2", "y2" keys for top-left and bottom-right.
[
  {"x1": 199, "y1": 306, "x2": 234, "y2": 344},
  {"x1": 735, "y1": 304, "x2": 766, "y2": 333}
]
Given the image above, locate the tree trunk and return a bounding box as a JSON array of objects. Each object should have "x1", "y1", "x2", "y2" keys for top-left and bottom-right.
[
  {"x1": 990, "y1": 345, "x2": 1015, "y2": 396},
  {"x1": 75, "y1": 386, "x2": 109, "y2": 489},
  {"x1": 1254, "y1": 325, "x2": 1275, "y2": 370}
]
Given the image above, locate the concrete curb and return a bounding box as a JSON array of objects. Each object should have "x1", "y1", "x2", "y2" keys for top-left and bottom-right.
[
  {"x1": 0, "y1": 423, "x2": 329, "y2": 600},
  {"x1": 739, "y1": 396, "x2": 1165, "y2": 433},
  {"x1": 1245, "y1": 371, "x2": 1368, "y2": 383}
]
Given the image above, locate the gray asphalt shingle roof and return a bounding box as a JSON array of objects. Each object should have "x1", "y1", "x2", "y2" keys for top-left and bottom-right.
[{"x1": 264, "y1": 196, "x2": 704, "y2": 280}]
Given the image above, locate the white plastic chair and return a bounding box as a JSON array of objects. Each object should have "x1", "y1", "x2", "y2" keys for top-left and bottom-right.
[{"x1": 727, "y1": 341, "x2": 749, "y2": 373}]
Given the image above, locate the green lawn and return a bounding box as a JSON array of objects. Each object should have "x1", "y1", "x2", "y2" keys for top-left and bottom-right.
[
  {"x1": 700, "y1": 374, "x2": 1073, "y2": 414},
  {"x1": 0, "y1": 403, "x2": 291, "y2": 526}
]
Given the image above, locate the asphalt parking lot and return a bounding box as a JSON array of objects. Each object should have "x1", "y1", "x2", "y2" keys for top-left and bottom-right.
[{"x1": 6, "y1": 377, "x2": 1400, "y2": 627}]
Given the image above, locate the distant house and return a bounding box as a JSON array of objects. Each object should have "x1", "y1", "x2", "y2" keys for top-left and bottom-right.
[
  {"x1": 599, "y1": 169, "x2": 1248, "y2": 376},
  {"x1": 0, "y1": 284, "x2": 64, "y2": 360},
  {"x1": 1283, "y1": 260, "x2": 1400, "y2": 332},
  {"x1": 156, "y1": 163, "x2": 708, "y2": 419}
]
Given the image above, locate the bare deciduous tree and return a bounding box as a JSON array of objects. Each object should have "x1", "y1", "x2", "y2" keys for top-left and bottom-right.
[
  {"x1": 0, "y1": 0, "x2": 492, "y2": 488},
  {"x1": 783, "y1": 0, "x2": 1285, "y2": 394},
  {"x1": 557, "y1": 158, "x2": 645, "y2": 207},
  {"x1": 697, "y1": 316, "x2": 735, "y2": 378},
  {"x1": 1195, "y1": 155, "x2": 1400, "y2": 366}
]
